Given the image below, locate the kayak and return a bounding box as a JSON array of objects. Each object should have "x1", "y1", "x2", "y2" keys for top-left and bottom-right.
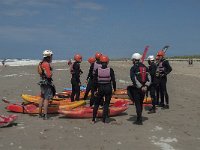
[
  {"x1": 58, "y1": 100, "x2": 86, "y2": 110},
  {"x1": 143, "y1": 97, "x2": 152, "y2": 104},
  {"x1": 110, "y1": 98, "x2": 133, "y2": 105},
  {"x1": 5, "y1": 100, "x2": 86, "y2": 113},
  {"x1": 64, "y1": 85, "x2": 86, "y2": 91},
  {"x1": 113, "y1": 89, "x2": 127, "y2": 95},
  {"x1": 6, "y1": 103, "x2": 59, "y2": 114},
  {"x1": 21, "y1": 94, "x2": 71, "y2": 104},
  {"x1": 0, "y1": 115, "x2": 17, "y2": 127},
  {"x1": 61, "y1": 91, "x2": 90, "y2": 99},
  {"x1": 21, "y1": 94, "x2": 67, "y2": 102},
  {"x1": 58, "y1": 101, "x2": 128, "y2": 118}
]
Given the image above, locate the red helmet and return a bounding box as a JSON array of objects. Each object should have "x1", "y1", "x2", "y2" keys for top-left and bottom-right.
[
  {"x1": 74, "y1": 54, "x2": 82, "y2": 62},
  {"x1": 95, "y1": 52, "x2": 102, "y2": 59},
  {"x1": 88, "y1": 57, "x2": 95, "y2": 64},
  {"x1": 157, "y1": 50, "x2": 165, "y2": 57},
  {"x1": 100, "y1": 55, "x2": 109, "y2": 63}
]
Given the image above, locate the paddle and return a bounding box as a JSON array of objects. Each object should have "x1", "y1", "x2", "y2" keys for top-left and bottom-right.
[{"x1": 141, "y1": 46, "x2": 149, "y2": 64}]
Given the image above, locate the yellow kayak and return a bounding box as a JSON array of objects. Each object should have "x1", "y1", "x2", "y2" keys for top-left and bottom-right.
[{"x1": 21, "y1": 94, "x2": 86, "y2": 108}]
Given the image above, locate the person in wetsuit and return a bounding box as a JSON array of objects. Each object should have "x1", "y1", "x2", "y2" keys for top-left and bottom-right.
[
  {"x1": 147, "y1": 55, "x2": 159, "y2": 113},
  {"x1": 70, "y1": 54, "x2": 83, "y2": 102},
  {"x1": 92, "y1": 55, "x2": 116, "y2": 123},
  {"x1": 83, "y1": 57, "x2": 96, "y2": 100},
  {"x1": 89, "y1": 52, "x2": 103, "y2": 106},
  {"x1": 130, "y1": 53, "x2": 151, "y2": 125},
  {"x1": 157, "y1": 50, "x2": 172, "y2": 109}
]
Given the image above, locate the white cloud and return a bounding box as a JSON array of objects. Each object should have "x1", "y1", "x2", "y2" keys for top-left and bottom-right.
[
  {"x1": 0, "y1": 9, "x2": 39, "y2": 17},
  {"x1": 74, "y1": 2, "x2": 103, "y2": 10},
  {"x1": 0, "y1": 26, "x2": 65, "y2": 42}
]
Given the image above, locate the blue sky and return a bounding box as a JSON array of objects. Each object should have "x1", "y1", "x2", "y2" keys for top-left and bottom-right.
[{"x1": 0, "y1": 0, "x2": 200, "y2": 59}]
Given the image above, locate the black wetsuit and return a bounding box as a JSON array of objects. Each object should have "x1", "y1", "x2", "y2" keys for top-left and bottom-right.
[
  {"x1": 83, "y1": 63, "x2": 94, "y2": 100},
  {"x1": 70, "y1": 62, "x2": 83, "y2": 101},
  {"x1": 92, "y1": 64, "x2": 116, "y2": 122},
  {"x1": 130, "y1": 62, "x2": 151, "y2": 123},
  {"x1": 90, "y1": 61, "x2": 102, "y2": 106},
  {"x1": 148, "y1": 61, "x2": 159, "y2": 110},
  {"x1": 158, "y1": 58, "x2": 172, "y2": 106}
]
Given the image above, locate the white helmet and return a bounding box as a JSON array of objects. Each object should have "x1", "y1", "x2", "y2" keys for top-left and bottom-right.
[
  {"x1": 43, "y1": 50, "x2": 53, "y2": 57},
  {"x1": 131, "y1": 53, "x2": 142, "y2": 60},
  {"x1": 147, "y1": 55, "x2": 155, "y2": 61}
]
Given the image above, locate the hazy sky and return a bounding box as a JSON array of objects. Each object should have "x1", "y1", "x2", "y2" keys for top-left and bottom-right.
[{"x1": 0, "y1": 0, "x2": 199, "y2": 59}]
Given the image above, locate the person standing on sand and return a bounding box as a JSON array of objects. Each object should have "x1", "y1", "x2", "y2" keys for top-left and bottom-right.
[
  {"x1": 83, "y1": 57, "x2": 96, "y2": 100},
  {"x1": 130, "y1": 53, "x2": 151, "y2": 125},
  {"x1": 147, "y1": 55, "x2": 159, "y2": 114},
  {"x1": 92, "y1": 55, "x2": 116, "y2": 123},
  {"x1": 156, "y1": 50, "x2": 172, "y2": 109},
  {"x1": 70, "y1": 54, "x2": 83, "y2": 102},
  {"x1": 38, "y1": 50, "x2": 55, "y2": 120},
  {"x1": 155, "y1": 56, "x2": 161, "y2": 105},
  {"x1": 89, "y1": 52, "x2": 102, "y2": 106},
  {"x1": 2, "y1": 58, "x2": 6, "y2": 67}
]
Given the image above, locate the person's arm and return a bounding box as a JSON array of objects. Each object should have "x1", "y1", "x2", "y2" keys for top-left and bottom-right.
[
  {"x1": 87, "y1": 63, "x2": 94, "y2": 80},
  {"x1": 110, "y1": 68, "x2": 116, "y2": 91},
  {"x1": 145, "y1": 71, "x2": 151, "y2": 87},
  {"x1": 93, "y1": 69, "x2": 98, "y2": 91},
  {"x1": 73, "y1": 62, "x2": 81, "y2": 82},
  {"x1": 164, "y1": 60, "x2": 172, "y2": 75}
]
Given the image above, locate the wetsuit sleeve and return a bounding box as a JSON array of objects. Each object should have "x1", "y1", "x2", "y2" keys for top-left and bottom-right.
[
  {"x1": 41, "y1": 62, "x2": 52, "y2": 78},
  {"x1": 145, "y1": 67, "x2": 151, "y2": 87},
  {"x1": 130, "y1": 66, "x2": 142, "y2": 88},
  {"x1": 163, "y1": 60, "x2": 172, "y2": 75},
  {"x1": 73, "y1": 62, "x2": 81, "y2": 83},
  {"x1": 150, "y1": 64, "x2": 157, "y2": 77},
  {"x1": 93, "y1": 69, "x2": 98, "y2": 91},
  {"x1": 87, "y1": 63, "x2": 94, "y2": 80},
  {"x1": 130, "y1": 66, "x2": 135, "y2": 85},
  {"x1": 110, "y1": 68, "x2": 116, "y2": 91}
]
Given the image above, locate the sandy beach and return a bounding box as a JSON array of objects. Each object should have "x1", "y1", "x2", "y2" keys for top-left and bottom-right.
[{"x1": 0, "y1": 61, "x2": 200, "y2": 150}]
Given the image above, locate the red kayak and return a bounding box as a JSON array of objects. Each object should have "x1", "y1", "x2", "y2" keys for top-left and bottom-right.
[
  {"x1": 0, "y1": 115, "x2": 17, "y2": 127},
  {"x1": 59, "y1": 100, "x2": 128, "y2": 118},
  {"x1": 5, "y1": 103, "x2": 59, "y2": 114}
]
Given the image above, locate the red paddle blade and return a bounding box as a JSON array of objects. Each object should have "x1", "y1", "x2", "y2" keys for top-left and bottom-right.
[{"x1": 141, "y1": 46, "x2": 149, "y2": 63}]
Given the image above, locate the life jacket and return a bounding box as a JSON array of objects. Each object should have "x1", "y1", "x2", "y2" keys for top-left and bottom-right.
[
  {"x1": 97, "y1": 67, "x2": 111, "y2": 84},
  {"x1": 93, "y1": 62, "x2": 102, "y2": 75},
  {"x1": 134, "y1": 63, "x2": 148, "y2": 85},
  {"x1": 158, "y1": 59, "x2": 166, "y2": 73},
  {"x1": 37, "y1": 61, "x2": 52, "y2": 80}
]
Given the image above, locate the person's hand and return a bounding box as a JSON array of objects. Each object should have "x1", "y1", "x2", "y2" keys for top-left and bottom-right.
[{"x1": 141, "y1": 86, "x2": 147, "y2": 92}]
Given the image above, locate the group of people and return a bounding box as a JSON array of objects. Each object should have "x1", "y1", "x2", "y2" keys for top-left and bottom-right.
[
  {"x1": 37, "y1": 49, "x2": 172, "y2": 125},
  {"x1": 127, "y1": 50, "x2": 172, "y2": 125}
]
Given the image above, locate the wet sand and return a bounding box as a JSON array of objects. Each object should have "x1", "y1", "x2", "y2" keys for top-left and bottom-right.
[{"x1": 0, "y1": 61, "x2": 200, "y2": 150}]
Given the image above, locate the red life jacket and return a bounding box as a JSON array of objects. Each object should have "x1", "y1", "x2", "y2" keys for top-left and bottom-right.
[
  {"x1": 139, "y1": 66, "x2": 147, "y2": 83},
  {"x1": 97, "y1": 67, "x2": 111, "y2": 84}
]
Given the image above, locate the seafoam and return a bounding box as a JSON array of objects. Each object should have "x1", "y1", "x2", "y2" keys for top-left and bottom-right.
[{"x1": 0, "y1": 59, "x2": 66, "y2": 67}]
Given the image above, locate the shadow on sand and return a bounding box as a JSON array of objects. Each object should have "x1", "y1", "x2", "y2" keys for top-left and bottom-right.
[{"x1": 127, "y1": 115, "x2": 148, "y2": 124}]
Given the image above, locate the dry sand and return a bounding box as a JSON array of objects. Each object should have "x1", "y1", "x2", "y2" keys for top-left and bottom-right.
[{"x1": 0, "y1": 61, "x2": 200, "y2": 150}]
